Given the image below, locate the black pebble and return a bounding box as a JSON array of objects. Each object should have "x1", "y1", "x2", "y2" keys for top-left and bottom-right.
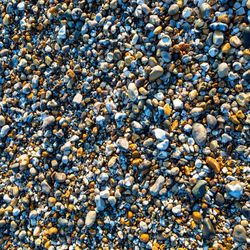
[{"x1": 243, "y1": 27, "x2": 250, "y2": 48}]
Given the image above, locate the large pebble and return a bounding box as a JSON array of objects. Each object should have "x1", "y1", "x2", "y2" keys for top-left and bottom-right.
[
  {"x1": 202, "y1": 218, "x2": 215, "y2": 239},
  {"x1": 149, "y1": 65, "x2": 164, "y2": 81},
  {"x1": 192, "y1": 180, "x2": 207, "y2": 199},
  {"x1": 42, "y1": 116, "x2": 55, "y2": 129},
  {"x1": 150, "y1": 175, "x2": 165, "y2": 196},
  {"x1": 85, "y1": 211, "x2": 97, "y2": 227},
  {"x1": 233, "y1": 224, "x2": 247, "y2": 242},
  {"x1": 226, "y1": 181, "x2": 243, "y2": 199},
  {"x1": 128, "y1": 82, "x2": 138, "y2": 101},
  {"x1": 206, "y1": 157, "x2": 220, "y2": 173},
  {"x1": 192, "y1": 123, "x2": 207, "y2": 146},
  {"x1": 116, "y1": 137, "x2": 129, "y2": 151},
  {"x1": 217, "y1": 62, "x2": 229, "y2": 78},
  {"x1": 153, "y1": 128, "x2": 167, "y2": 141}
]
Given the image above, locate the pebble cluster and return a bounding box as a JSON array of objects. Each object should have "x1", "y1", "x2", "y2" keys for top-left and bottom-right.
[{"x1": 0, "y1": 0, "x2": 249, "y2": 249}]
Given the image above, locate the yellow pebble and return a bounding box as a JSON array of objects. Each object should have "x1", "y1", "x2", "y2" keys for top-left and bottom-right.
[
  {"x1": 140, "y1": 233, "x2": 150, "y2": 243},
  {"x1": 192, "y1": 211, "x2": 202, "y2": 221},
  {"x1": 48, "y1": 227, "x2": 58, "y2": 235},
  {"x1": 164, "y1": 103, "x2": 172, "y2": 116}
]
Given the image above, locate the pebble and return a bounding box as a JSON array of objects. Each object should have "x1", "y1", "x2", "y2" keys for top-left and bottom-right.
[
  {"x1": 206, "y1": 157, "x2": 221, "y2": 174},
  {"x1": 153, "y1": 128, "x2": 167, "y2": 141},
  {"x1": 85, "y1": 211, "x2": 97, "y2": 227},
  {"x1": 213, "y1": 31, "x2": 224, "y2": 46},
  {"x1": 42, "y1": 116, "x2": 55, "y2": 129},
  {"x1": 156, "y1": 139, "x2": 169, "y2": 150},
  {"x1": 173, "y1": 99, "x2": 183, "y2": 110},
  {"x1": 233, "y1": 225, "x2": 247, "y2": 242},
  {"x1": 0, "y1": 115, "x2": 6, "y2": 127},
  {"x1": 116, "y1": 138, "x2": 129, "y2": 151},
  {"x1": 192, "y1": 180, "x2": 207, "y2": 199},
  {"x1": 168, "y1": 4, "x2": 179, "y2": 16},
  {"x1": 149, "y1": 65, "x2": 164, "y2": 81},
  {"x1": 54, "y1": 172, "x2": 67, "y2": 183},
  {"x1": 226, "y1": 181, "x2": 243, "y2": 199},
  {"x1": 217, "y1": 62, "x2": 229, "y2": 78},
  {"x1": 150, "y1": 175, "x2": 165, "y2": 196},
  {"x1": 128, "y1": 82, "x2": 139, "y2": 101},
  {"x1": 206, "y1": 115, "x2": 217, "y2": 128},
  {"x1": 73, "y1": 93, "x2": 83, "y2": 104},
  {"x1": 202, "y1": 218, "x2": 215, "y2": 239},
  {"x1": 192, "y1": 123, "x2": 207, "y2": 146}
]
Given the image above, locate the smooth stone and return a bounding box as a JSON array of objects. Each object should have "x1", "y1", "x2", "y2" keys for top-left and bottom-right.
[
  {"x1": 95, "y1": 195, "x2": 106, "y2": 211},
  {"x1": 73, "y1": 93, "x2": 82, "y2": 104},
  {"x1": 242, "y1": 205, "x2": 250, "y2": 219},
  {"x1": 116, "y1": 137, "x2": 129, "y2": 151},
  {"x1": 213, "y1": 31, "x2": 224, "y2": 46},
  {"x1": 139, "y1": 221, "x2": 148, "y2": 232},
  {"x1": 168, "y1": 4, "x2": 179, "y2": 15},
  {"x1": 206, "y1": 157, "x2": 221, "y2": 173},
  {"x1": 202, "y1": 218, "x2": 215, "y2": 239},
  {"x1": 215, "y1": 192, "x2": 225, "y2": 205},
  {"x1": 149, "y1": 65, "x2": 164, "y2": 81},
  {"x1": 58, "y1": 25, "x2": 67, "y2": 39},
  {"x1": 192, "y1": 123, "x2": 207, "y2": 146},
  {"x1": 226, "y1": 181, "x2": 243, "y2": 199},
  {"x1": 114, "y1": 112, "x2": 126, "y2": 128},
  {"x1": 157, "y1": 35, "x2": 172, "y2": 48},
  {"x1": 192, "y1": 180, "x2": 207, "y2": 199},
  {"x1": 42, "y1": 116, "x2": 55, "y2": 128},
  {"x1": 41, "y1": 180, "x2": 51, "y2": 194},
  {"x1": 200, "y1": 3, "x2": 211, "y2": 19},
  {"x1": 172, "y1": 204, "x2": 181, "y2": 214},
  {"x1": 156, "y1": 139, "x2": 169, "y2": 150},
  {"x1": 150, "y1": 175, "x2": 165, "y2": 196},
  {"x1": 0, "y1": 125, "x2": 10, "y2": 138},
  {"x1": 128, "y1": 82, "x2": 139, "y2": 101},
  {"x1": 210, "y1": 22, "x2": 228, "y2": 31},
  {"x1": 206, "y1": 114, "x2": 217, "y2": 128},
  {"x1": 217, "y1": 62, "x2": 229, "y2": 78},
  {"x1": 230, "y1": 36, "x2": 242, "y2": 48},
  {"x1": 153, "y1": 128, "x2": 167, "y2": 141},
  {"x1": 173, "y1": 99, "x2": 183, "y2": 110},
  {"x1": 0, "y1": 115, "x2": 6, "y2": 127},
  {"x1": 54, "y1": 172, "x2": 67, "y2": 183},
  {"x1": 233, "y1": 225, "x2": 247, "y2": 242},
  {"x1": 85, "y1": 211, "x2": 97, "y2": 227},
  {"x1": 182, "y1": 7, "x2": 192, "y2": 19}
]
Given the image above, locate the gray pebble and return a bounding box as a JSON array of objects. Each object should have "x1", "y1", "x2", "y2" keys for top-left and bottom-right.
[
  {"x1": 233, "y1": 224, "x2": 247, "y2": 242},
  {"x1": 192, "y1": 123, "x2": 207, "y2": 146},
  {"x1": 192, "y1": 180, "x2": 207, "y2": 199},
  {"x1": 202, "y1": 218, "x2": 215, "y2": 239}
]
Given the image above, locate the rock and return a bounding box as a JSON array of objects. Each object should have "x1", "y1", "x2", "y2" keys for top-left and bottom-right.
[
  {"x1": 41, "y1": 180, "x2": 51, "y2": 194},
  {"x1": 172, "y1": 204, "x2": 181, "y2": 214},
  {"x1": 213, "y1": 31, "x2": 224, "y2": 46},
  {"x1": 230, "y1": 36, "x2": 242, "y2": 48},
  {"x1": 168, "y1": 4, "x2": 179, "y2": 15},
  {"x1": 206, "y1": 157, "x2": 220, "y2": 173},
  {"x1": 200, "y1": 3, "x2": 211, "y2": 19},
  {"x1": 42, "y1": 116, "x2": 55, "y2": 129},
  {"x1": 217, "y1": 62, "x2": 229, "y2": 78},
  {"x1": 150, "y1": 175, "x2": 165, "y2": 196},
  {"x1": 58, "y1": 25, "x2": 66, "y2": 40},
  {"x1": 156, "y1": 139, "x2": 169, "y2": 150},
  {"x1": 192, "y1": 123, "x2": 207, "y2": 146},
  {"x1": 17, "y1": 2, "x2": 25, "y2": 11},
  {"x1": 95, "y1": 195, "x2": 106, "y2": 211},
  {"x1": 153, "y1": 128, "x2": 167, "y2": 141},
  {"x1": 202, "y1": 218, "x2": 215, "y2": 239},
  {"x1": 206, "y1": 114, "x2": 217, "y2": 128},
  {"x1": 140, "y1": 233, "x2": 150, "y2": 243},
  {"x1": 0, "y1": 125, "x2": 10, "y2": 138},
  {"x1": 139, "y1": 221, "x2": 148, "y2": 232},
  {"x1": 54, "y1": 172, "x2": 67, "y2": 183},
  {"x1": 215, "y1": 192, "x2": 225, "y2": 205},
  {"x1": 182, "y1": 7, "x2": 192, "y2": 19},
  {"x1": 85, "y1": 211, "x2": 97, "y2": 227},
  {"x1": 242, "y1": 205, "x2": 250, "y2": 219},
  {"x1": 192, "y1": 211, "x2": 202, "y2": 221},
  {"x1": 192, "y1": 180, "x2": 207, "y2": 199},
  {"x1": 149, "y1": 65, "x2": 164, "y2": 81},
  {"x1": 242, "y1": 27, "x2": 250, "y2": 48},
  {"x1": 157, "y1": 35, "x2": 172, "y2": 49},
  {"x1": 233, "y1": 225, "x2": 247, "y2": 242},
  {"x1": 173, "y1": 99, "x2": 183, "y2": 110},
  {"x1": 19, "y1": 154, "x2": 30, "y2": 167},
  {"x1": 73, "y1": 93, "x2": 82, "y2": 104},
  {"x1": 116, "y1": 137, "x2": 129, "y2": 151},
  {"x1": 128, "y1": 82, "x2": 139, "y2": 101},
  {"x1": 114, "y1": 112, "x2": 126, "y2": 128},
  {"x1": 226, "y1": 181, "x2": 243, "y2": 199},
  {"x1": 0, "y1": 115, "x2": 5, "y2": 127}
]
